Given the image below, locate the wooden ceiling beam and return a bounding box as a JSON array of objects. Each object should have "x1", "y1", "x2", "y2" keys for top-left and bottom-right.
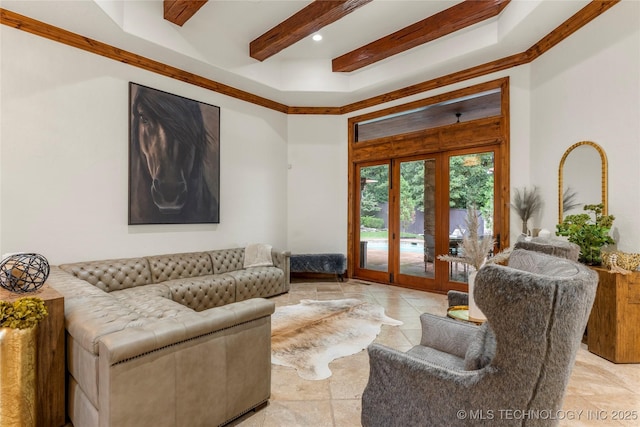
[
  {"x1": 332, "y1": 0, "x2": 511, "y2": 72},
  {"x1": 164, "y1": 0, "x2": 208, "y2": 27},
  {"x1": 250, "y1": 0, "x2": 372, "y2": 62}
]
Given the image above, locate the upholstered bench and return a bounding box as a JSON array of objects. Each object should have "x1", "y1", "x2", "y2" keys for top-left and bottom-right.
[{"x1": 290, "y1": 253, "x2": 347, "y2": 281}]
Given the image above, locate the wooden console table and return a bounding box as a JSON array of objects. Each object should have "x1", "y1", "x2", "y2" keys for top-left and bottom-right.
[
  {"x1": 587, "y1": 267, "x2": 640, "y2": 363},
  {"x1": 0, "y1": 284, "x2": 66, "y2": 426}
]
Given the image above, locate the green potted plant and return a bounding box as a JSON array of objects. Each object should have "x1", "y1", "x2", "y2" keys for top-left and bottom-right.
[{"x1": 556, "y1": 203, "x2": 615, "y2": 265}]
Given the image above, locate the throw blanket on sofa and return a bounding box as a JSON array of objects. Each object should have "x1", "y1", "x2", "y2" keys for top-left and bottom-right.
[{"x1": 244, "y1": 243, "x2": 274, "y2": 268}]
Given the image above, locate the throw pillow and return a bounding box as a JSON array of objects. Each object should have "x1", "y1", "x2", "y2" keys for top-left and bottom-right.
[
  {"x1": 464, "y1": 322, "x2": 497, "y2": 370},
  {"x1": 244, "y1": 243, "x2": 273, "y2": 268}
]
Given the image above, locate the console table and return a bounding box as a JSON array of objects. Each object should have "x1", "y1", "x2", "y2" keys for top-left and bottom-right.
[
  {"x1": 0, "y1": 284, "x2": 66, "y2": 426},
  {"x1": 587, "y1": 267, "x2": 640, "y2": 363}
]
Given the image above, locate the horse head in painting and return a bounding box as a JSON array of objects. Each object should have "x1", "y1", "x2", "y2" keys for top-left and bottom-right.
[{"x1": 130, "y1": 85, "x2": 218, "y2": 224}]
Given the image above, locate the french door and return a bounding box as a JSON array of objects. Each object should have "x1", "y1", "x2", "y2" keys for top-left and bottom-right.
[{"x1": 354, "y1": 147, "x2": 500, "y2": 293}]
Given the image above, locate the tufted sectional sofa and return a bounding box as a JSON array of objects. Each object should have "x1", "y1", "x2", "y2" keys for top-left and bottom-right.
[{"x1": 47, "y1": 247, "x2": 290, "y2": 427}]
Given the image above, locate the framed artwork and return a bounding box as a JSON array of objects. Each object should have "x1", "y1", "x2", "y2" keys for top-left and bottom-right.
[{"x1": 128, "y1": 82, "x2": 220, "y2": 224}]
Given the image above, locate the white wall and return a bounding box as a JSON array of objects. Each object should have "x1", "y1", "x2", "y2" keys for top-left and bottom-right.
[
  {"x1": 287, "y1": 115, "x2": 347, "y2": 253},
  {"x1": 530, "y1": 0, "x2": 640, "y2": 252},
  {"x1": 0, "y1": 26, "x2": 288, "y2": 264}
]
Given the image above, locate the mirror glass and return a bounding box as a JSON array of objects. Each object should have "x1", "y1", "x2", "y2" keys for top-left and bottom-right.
[{"x1": 558, "y1": 141, "x2": 607, "y2": 221}]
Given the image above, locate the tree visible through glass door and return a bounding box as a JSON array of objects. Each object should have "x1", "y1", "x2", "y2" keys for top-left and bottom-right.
[
  {"x1": 448, "y1": 151, "x2": 495, "y2": 283},
  {"x1": 399, "y1": 159, "x2": 435, "y2": 279},
  {"x1": 359, "y1": 164, "x2": 389, "y2": 273}
]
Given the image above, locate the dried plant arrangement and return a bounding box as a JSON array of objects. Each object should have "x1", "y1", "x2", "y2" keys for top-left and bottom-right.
[
  {"x1": 437, "y1": 205, "x2": 503, "y2": 271},
  {"x1": 511, "y1": 186, "x2": 543, "y2": 235}
]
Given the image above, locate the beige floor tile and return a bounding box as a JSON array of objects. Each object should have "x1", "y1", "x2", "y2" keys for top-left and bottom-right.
[
  {"x1": 315, "y1": 283, "x2": 342, "y2": 291},
  {"x1": 261, "y1": 400, "x2": 334, "y2": 427},
  {"x1": 315, "y1": 292, "x2": 352, "y2": 300},
  {"x1": 339, "y1": 282, "x2": 372, "y2": 293},
  {"x1": 400, "y1": 328, "x2": 423, "y2": 346},
  {"x1": 271, "y1": 366, "x2": 331, "y2": 401},
  {"x1": 286, "y1": 292, "x2": 320, "y2": 304},
  {"x1": 372, "y1": 325, "x2": 413, "y2": 349},
  {"x1": 332, "y1": 399, "x2": 363, "y2": 427},
  {"x1": 329, "y1": 366, "x2": 370, "y2": 400}
]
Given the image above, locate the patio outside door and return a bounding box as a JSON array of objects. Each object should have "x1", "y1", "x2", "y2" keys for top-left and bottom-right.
[{"x1": 354, "y1": 150, "x2": 497, "y2": 293}]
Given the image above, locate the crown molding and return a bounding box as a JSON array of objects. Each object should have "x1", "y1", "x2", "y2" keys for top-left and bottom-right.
[{"x1": 0, "y1": 1, "x2": 620, "y2": 116}]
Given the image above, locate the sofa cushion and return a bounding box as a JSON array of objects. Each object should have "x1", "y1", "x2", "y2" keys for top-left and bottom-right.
[
  {"x1": 464, "y1": 322, "x2": 497, "y2": 370},
  {"x1": 111, "y1": 287, "x2": 195, "y2": 319},
  {"x1": 60, "y1": 257, "x2": 153, "y2": 292},
  {"x1": 166, "y1": 275, "x2": 236, "y2": 311},
  {"x1": 109, "y1": 283, "x2": 172, "y2": 300},
  {"x1": 224, "y1": 267, "x2": 284, "y2": 301},
  {"x1": 210, "y1": 248, "x2": 245, "y2": 274},
  {"x1": 147, "y1": 252, "x2": 213, "y2": 283}
]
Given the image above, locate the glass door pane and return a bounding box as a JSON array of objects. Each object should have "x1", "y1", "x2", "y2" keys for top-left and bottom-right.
[
  {"x1": 399, "y1": 159, "x2": 435, "y2": 279},
  {"x1": 359, "y1": 164, "x2": 389, "y2": 272},
  {"x1": 448, "y1": 152, "x2": 495, "y2": 283}
]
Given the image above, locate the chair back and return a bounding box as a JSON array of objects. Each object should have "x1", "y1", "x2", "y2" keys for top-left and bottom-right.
[{"x1": 474, "y1": 249, "x2": 598, "y2": 413}]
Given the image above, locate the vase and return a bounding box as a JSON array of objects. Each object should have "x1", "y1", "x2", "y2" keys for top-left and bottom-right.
[
  {"x1": 0, "y1": 326, "x2": 37, "y2": 427},
  {"x1": 467, "y1": 271, "x2": 486, "y2": 322}
]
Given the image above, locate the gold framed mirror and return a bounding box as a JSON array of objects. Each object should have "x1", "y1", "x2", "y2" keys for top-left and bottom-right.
[{"x1": 558, "y1": 141, "x2": 607, "y2": 222}]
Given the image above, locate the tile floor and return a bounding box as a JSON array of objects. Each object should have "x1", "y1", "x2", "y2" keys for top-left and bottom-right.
[{"x1": 230, "y1": 278, "x2": 640, "y2": 427}]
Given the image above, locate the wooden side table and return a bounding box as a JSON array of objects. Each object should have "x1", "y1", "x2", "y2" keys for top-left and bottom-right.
[
  {"x1": 587, "y1": 267, "x2": 640, "y2": 363},
  {"x1": 0, "y1": 284, "x2": 66, "y2": 426}
]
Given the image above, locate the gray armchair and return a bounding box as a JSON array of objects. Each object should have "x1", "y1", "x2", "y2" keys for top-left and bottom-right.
[
  {"x1": 362, "y1": 249, "x2": 598, "y2": 427},
  {"x1": 447, "y1": 237, "x2": 580, "y2": 307}
]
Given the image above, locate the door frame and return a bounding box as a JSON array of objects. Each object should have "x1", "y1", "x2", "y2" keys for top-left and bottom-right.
[{"x1": 347, "y1": 78, "x2": 510, "y2": 293}]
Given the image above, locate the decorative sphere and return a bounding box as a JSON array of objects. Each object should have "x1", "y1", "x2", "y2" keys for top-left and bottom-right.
[{"x1": 0, "y1": 253, "x2": 50, "y2": 293}]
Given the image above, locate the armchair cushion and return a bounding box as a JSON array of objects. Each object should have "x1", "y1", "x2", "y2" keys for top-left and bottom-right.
[
  {"x1": 464, "y1": 323, "x2": 496, "y2": 370},
  {"x1": 407, "y1": 345, "x2": 466, "y2": 370},
  {"x1": 419, "y1": 313, "x2": 478, "y2": 359}
]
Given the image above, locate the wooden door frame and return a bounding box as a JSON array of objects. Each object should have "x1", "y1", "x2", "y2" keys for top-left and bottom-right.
[
  {"x1": 347, "y1": 77, "x2": 510, "y2": 291},
  {"x1": 353, "y1": 160, "x2": 394, "y2": 284}
]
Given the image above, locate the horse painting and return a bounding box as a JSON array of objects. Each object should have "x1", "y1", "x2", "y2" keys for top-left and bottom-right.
[{"x1": 129, "y1": 83, "x2": 220, "y2": 224}]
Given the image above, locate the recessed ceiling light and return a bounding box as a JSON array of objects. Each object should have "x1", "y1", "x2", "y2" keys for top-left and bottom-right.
[{"x1": 312, "y1": 34, "x2": 322, "y2": 42}]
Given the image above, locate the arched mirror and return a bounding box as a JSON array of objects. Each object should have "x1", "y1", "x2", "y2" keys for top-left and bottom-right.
[{"x1": 558, "y1": 141, "x2": 607, "y2": 222}]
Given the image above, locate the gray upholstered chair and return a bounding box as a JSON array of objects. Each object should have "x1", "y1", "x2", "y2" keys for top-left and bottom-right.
[
  {"x1": 362, "y1": 249, "x2": 598, "y2": 427},
  {"x1": 447, "y1": 237, "x2": 580, "y2": 307}
]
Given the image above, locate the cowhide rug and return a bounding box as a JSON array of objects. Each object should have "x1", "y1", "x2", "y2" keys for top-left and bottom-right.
[{"x1": 271, "y1": 298, "x2": 402, "y2": 380}]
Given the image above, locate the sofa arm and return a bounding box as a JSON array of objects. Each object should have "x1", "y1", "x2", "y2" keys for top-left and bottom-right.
[
  {"x1": 271, "y1": 249, "x2": 290, "y2": 270},
  {"x1": 98, "y1": 298, "x2": 275, "y2": 365},
  {"x1": 419, "y1": 313, "x2": 479, "y2": 359},
  {"x1": 272, "y1": 249, "x2": 291, "y2": 291}
]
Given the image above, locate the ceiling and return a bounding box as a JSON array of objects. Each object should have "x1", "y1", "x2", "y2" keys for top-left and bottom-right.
[{"x1": 2, "y1": 0, "x2": 597, "y2": 108}]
